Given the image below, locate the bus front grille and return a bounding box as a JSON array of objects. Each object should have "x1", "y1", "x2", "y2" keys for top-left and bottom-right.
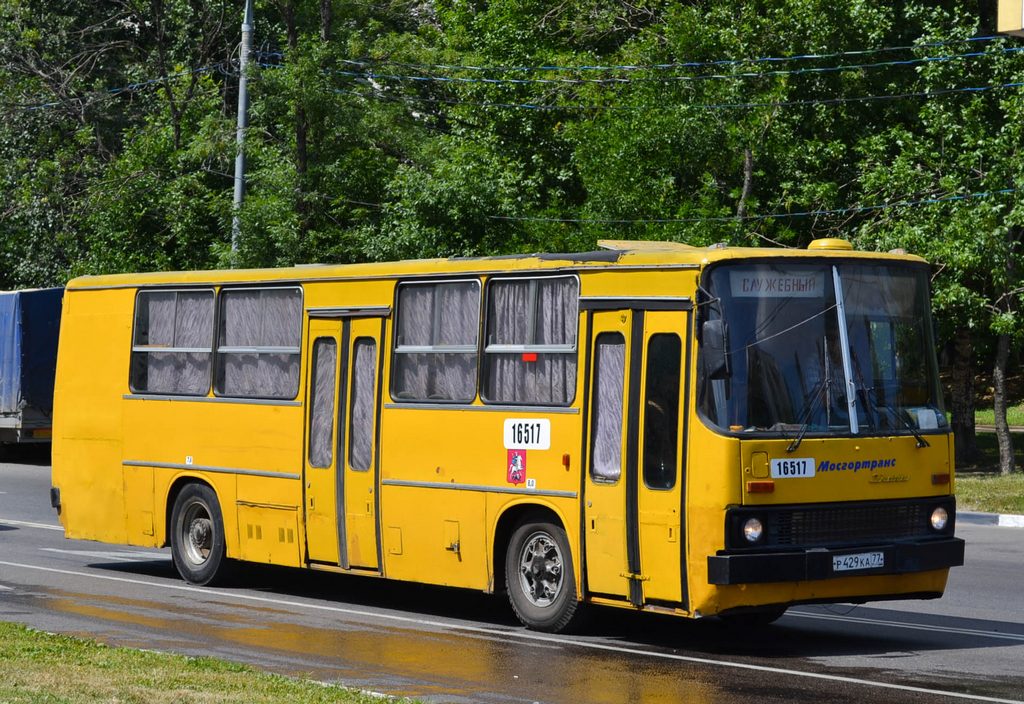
[
  {"x1": 724, "y1": 497, "x2": 956, "y2": 550},
  {"x1": 772, "y1": 502, "x2": 930, "y2": 547}
]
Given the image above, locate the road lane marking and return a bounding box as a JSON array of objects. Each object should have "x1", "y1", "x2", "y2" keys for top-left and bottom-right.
[
  {"x1": 789, "y1": 610, "x2": 1024, "y2": 643},
  {"x1": 39, "y1": 548, "x2": 167, "y2": 562},
  {"x1": 0, "y1": 560, "x2": 1020, "y2": 704},
  {"x1": 0, "y1": 518, "x2": 63, "y2": 531}
]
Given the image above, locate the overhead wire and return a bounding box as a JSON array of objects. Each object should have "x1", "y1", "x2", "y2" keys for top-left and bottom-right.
[
  {"x1": 6, "y1": 35, "x2": 1020, "y2": 230},
  {"x1": 4, "y1": 62, "x2": 234, "y2": 113},
  {"x1": 257, "y1": 34, "x2": 1000, "y2": 74},
  {"x1": 13, "y1": 35, "x2": 1018, "y2": 114},
  {"x1": 329, "y1": 79, "x2": 1024, "y2": 112},
  {"x1": 486, "y1": 188, "x2": 1018, "y2": 225},
  {"x1": 250, "y1": 45, "x2": 1024, "y2": 87}
]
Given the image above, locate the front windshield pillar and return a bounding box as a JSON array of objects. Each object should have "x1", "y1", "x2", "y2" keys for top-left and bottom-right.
[{"x1": 831, "y1": 265, "x2": 859, "y2": 435}]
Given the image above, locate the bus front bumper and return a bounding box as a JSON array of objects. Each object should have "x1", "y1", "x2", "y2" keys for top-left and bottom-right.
[{"x1": 707, "y1": 537, "x2": 965, "y2": 585}]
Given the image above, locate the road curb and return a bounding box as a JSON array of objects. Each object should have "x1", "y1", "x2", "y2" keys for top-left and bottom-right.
[{"x1": 959, "y1": 510, "x2": 1024, "y2": 528}]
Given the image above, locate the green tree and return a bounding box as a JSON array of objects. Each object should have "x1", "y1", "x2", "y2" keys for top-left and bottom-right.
[{"x1": 855, "y1": 4, "x2": 1023, "y2": 473}]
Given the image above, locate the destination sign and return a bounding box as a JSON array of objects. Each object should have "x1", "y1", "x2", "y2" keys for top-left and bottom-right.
[{"x1": 729, "y1": 270, "x2": 825, "y2": 298}]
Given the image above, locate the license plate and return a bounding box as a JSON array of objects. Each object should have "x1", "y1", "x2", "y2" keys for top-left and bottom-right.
[{"x1": 832, "y1": 551, "x2": 885, "y2": 572}]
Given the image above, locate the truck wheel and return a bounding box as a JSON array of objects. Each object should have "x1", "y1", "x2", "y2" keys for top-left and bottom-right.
[
  {"x1": 170, "y1": 483, "x2": 231, "y2": 586},
  {"x1": 505, "y1": 520, "x2": 580, "y2": 633}
]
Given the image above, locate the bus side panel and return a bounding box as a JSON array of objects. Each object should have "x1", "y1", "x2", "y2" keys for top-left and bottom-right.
[
  {"x1": 52, "y1": 288, "x2": 133, "y2": 544},
  {"x1": 124, "y1": 401, "x2": 304, "y2": 562},
  {"x1": 123, "y1": 464, "x2": 156, "y2": 544},
  {"x1": 379, "y1": 407, "x2": 583, "y2": 590},
  {"x1": 683, "y1": 421, "x2": 741, "y2": 617},
  {"x1": 379, "y1": 484, "x2": 485, "y2": 587}
]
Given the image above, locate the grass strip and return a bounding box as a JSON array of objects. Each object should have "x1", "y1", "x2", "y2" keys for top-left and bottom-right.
[
  {"x1": 956, "y1": 473, "x2": 1024, "y2": 515},
  {"x1": 974, "y1": 402, "x2": 1024, "y2": 427},
  {"x1": 0, "y1": 621, "x2": 406, "y2": 704}
]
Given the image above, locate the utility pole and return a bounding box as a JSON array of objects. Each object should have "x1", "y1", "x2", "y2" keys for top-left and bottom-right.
[{"x1": 231, "y1": 0, "x2": 255, "y2": 259}]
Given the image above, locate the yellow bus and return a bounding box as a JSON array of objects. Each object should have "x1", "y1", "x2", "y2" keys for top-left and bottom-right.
[{"x1": 50, "y1": 238, "x2": 964, "y2": 632}]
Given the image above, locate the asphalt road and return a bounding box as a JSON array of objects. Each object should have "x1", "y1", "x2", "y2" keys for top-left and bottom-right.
[{"x1": 2, "y1": 451, "x2": 1023, "y2": 704}]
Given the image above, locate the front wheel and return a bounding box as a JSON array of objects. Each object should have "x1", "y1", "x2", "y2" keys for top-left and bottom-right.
[
  {"x1": 505, "y1": 521, "x2": 581, "y2": 633},
  {"x1": 170, "y1": 483, "x2": 231, "y2": 586}
]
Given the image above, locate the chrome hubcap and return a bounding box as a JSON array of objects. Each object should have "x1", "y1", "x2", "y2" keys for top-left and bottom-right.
[
  {"x1": 517, "y1": 531, "x2": 563, "y2": 607},
  {"x1": 182, "y1": 503, "x2": 213, "y2": 566}
]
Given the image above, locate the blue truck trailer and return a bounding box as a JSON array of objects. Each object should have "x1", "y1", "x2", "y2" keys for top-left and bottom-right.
[{"x1": 0, "y1": 288, "x2": 62, "y2": 444}]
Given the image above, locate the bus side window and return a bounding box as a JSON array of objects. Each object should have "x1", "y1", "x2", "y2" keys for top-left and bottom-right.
[
  {"x1": 130, "y1": 289, "x2": 214, "y2": 396},
  {"x1": 643, "y1": 334, "x2": 681, "y2": 490},
  {"x1": 214, "y1": 287, "x2": 302, "y2": 399},
  {"x1": 392, "y1": 280, "x2": 479, "y2": 403},
  {"x1": 591, "y1": 333, "x2": 626, "y2": 483},
  {"x1": 349, "y1": 338, "x2": 376, "y2": 471},
  {"x1": 482, "y1": 276, "x2": 579, "y2": 406},
  {"x1": 308, "y1": 338, "x2": 337, "y2": 469}
]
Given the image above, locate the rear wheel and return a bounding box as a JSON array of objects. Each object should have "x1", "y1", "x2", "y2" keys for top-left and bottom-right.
[
  {"x1": 505, "y1": 521, "x2": 581, "y2": 633},
  {"x1": 170, "y1": 483, "x2": 231, "y2": 586}
]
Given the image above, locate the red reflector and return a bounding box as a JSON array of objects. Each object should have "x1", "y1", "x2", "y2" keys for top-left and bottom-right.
[
  {"x1": 746, "y1": 480, "x2": 775, "y2": 494},
  {"x1": 562, "y1": 453, "x2": 571, "y2": 470},
  {"x1": 932, "y1": 473, "x2": 951, "y2": 485},
  {"x1": 522, "y1": 352, "x2": 538, "y2": 362}
]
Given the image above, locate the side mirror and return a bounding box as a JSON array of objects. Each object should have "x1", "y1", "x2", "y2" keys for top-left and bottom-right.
[{"x1": 702, "y1": 319, "x2": 731, "y2": 380}]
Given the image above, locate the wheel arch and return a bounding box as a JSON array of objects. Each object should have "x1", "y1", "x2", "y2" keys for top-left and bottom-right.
[
  {"x1": 161, "y1": 474, "x2": 217, "y2": 549},
  {"x1": 491, "y1": 501, "x2": 578, "y2": 597}
]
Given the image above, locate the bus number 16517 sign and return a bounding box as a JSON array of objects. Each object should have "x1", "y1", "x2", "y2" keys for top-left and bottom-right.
[{"x1": 503, "y1": 418, "x2": 551, "y2": 450}]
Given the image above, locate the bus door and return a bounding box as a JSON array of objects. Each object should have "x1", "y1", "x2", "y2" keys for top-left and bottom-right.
[
  {"x1": 583, "y1": 304, "x2": 689, "y2": 608},
  {"x1": 303, "y1": 312, "x2": 386, "y2": 572}
]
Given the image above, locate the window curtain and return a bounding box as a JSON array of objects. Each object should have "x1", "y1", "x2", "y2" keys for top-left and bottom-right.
[
  {"x1": 393, "y1": 281, "x2": 478, "y2": 402},
  {"x1": 132, "y1": 290, "x2": 213, "y2": 395},
  {"x1": 591, "y1": 335, "x2": 625, "y2": 481},
  {"x1": 484, "y1": 277, "x2": 578, "y2": 405},
  {"x1": 217, "y1": 288, "x2": 301, "y2": 398},
  {"x1": 308, "y1": 339, "x2": 336, "y2": 469},
  {"x1": 349, "y1": 339, "x2": 376, "y2": 471}
]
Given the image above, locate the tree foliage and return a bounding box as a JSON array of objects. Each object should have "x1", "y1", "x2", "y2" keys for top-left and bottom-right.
[{"x1": 0, "y1": 0, "x2": 1020, "y2": 468}]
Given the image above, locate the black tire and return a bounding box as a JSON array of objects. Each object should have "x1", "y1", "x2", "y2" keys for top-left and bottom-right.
[
  {"x1": 170, "y1": 483, "x2": 231, "y2": 586},
  {"x1": 505, "y1": 520, "x2": 581, "y2": 633},
  {"x1": 718, "y1": 606, "x2": 787, "y2": 629}
]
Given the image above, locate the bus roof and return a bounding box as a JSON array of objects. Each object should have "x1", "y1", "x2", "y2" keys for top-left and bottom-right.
[{"x1": 64, "y1": 239, "x2": 928, "y2": 290}]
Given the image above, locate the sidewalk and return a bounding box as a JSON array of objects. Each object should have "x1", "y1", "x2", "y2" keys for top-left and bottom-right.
[
  {"x1": 974, "y1": 425, "x2": 1024, "y2": 433},
  {"x1": 959, "y1": 510, "x2": 1024, "y2": 528}
]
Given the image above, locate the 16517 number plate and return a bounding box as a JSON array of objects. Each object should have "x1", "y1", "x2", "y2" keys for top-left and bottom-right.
[
  {"x1": 770, "y1": 457, "x2": 815, "y2": 478},
  {"x1": 832, "y1": 551, "x2": 885, "y2": 572},
  {"x1": 503, "y1": 418, "x2": 551, "y2": 450}
]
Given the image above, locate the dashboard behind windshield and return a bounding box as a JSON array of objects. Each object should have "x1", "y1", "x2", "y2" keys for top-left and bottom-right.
[{"x1": 697, "y1": 260, "x2": 947, "y2": 437}]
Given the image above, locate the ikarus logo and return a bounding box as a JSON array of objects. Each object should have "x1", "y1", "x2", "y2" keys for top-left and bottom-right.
[{"x1": 817, "y1": 458, "x2": 898, "y2": 473}]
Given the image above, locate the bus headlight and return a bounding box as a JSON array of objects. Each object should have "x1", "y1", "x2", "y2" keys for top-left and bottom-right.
[
  {"x1": 743, "y1": 517, "x2": 764, "y2": 543},
  {"x1": 930, "y1": 507, "x2": 949, "y2": 531}
]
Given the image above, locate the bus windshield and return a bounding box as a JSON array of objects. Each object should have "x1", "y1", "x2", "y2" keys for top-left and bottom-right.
[{"x1": 698, "y1": 260, "x2": 947, "y2": 437}]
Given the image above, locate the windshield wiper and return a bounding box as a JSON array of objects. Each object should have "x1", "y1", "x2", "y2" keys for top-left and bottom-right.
[
  {"x1": 876, "y1": 394, "x2": 931, "y2": 448},
  {"x1": 786, "y1": 379, "x2": 828, "y2": 453},
  {"x1": 843, "y1": 343, "x2": 933, "y2": 448}
]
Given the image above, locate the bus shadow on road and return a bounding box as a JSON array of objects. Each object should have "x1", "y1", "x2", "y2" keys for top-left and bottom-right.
[
  {"x1": 89, "y1": 558, "x2": 1018, "y2": 660},
  {"x1": 586, "y1": 603, "x2": 1024, "y2": 659}
]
